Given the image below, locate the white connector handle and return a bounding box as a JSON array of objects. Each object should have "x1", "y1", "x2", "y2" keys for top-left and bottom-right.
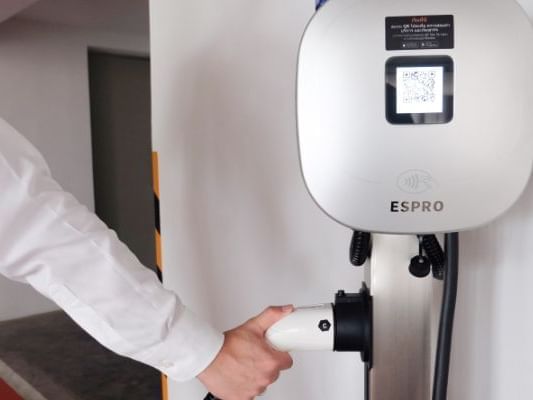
[{"x1": 266, "y1": 304, "x2": 334, "y2": 351}]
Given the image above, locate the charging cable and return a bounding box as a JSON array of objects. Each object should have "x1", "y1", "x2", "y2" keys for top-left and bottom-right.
[{"x1": 432, "y1": 233, "x2": 459, "y2": 400}]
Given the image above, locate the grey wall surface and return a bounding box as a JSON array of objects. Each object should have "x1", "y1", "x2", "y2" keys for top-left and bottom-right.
[{"x1": 150, "y1": 1, "x2": 363, "y2": 398}]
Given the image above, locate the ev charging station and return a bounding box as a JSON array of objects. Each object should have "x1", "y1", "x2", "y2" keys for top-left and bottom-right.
[{"x1": 263, "y1": 0, "x2": 533, "y2": 399}]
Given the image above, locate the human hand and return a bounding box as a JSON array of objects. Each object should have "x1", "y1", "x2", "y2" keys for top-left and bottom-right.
[{"x1": 198, "y1": 305, "x2": 294, "y2": 400}]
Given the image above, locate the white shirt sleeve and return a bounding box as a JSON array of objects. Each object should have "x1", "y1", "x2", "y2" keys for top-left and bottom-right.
[{"x1": 0, "y1": 118, "x2": 224, "y2": 382}]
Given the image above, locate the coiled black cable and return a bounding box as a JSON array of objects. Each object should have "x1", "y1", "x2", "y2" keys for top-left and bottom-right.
[
  {"x1": 421, "y1": 235, "x2": 446, "y2": 280},
  {"x1": 432, "y1": 232, "x2": 459, "y2": 400},
  {"x1": 349, "y1": 231, "x2": 372, "y2": 266}
]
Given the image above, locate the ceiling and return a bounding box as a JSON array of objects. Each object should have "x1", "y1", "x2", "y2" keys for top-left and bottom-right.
[
  {"x1": 0, "y1": 0, "x2": 39, "y2": 24},
  {"x1": 14, "y1": 0, "x2": 149, "y2": 36},
  {"x1": 1, "y1": 0, "x2": 532, "y2": 37}
]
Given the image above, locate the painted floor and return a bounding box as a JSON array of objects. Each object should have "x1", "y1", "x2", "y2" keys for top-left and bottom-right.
[
  {"x1": 0, "y1": 311, "x2": 161, "y2": 400},
  {"x1": 0, "y1": 378, "x2": 23, "y2": 400}
]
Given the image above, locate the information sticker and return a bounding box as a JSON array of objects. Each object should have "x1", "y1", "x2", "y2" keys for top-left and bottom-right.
[{"x1": 386, "y1": 15, "x2": 454, "y2": 51}]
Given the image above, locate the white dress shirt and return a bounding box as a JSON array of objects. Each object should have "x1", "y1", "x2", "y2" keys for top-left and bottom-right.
[{"x1": 0, "y1": 118, "x2": 224, "y2": 382}]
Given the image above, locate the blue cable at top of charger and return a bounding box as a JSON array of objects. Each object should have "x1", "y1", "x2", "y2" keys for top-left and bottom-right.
[{"x1": 316, "y1": 0, "x2": 329, "y2": 10}]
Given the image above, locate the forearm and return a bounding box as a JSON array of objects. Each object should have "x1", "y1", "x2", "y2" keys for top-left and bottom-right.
[{"x1": 0, "y1": 119, "x2": 224, "y2": 381}]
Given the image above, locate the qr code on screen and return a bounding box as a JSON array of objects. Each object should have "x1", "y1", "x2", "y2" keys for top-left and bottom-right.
[{"x1": 401, "y1": 70, "x2": 437, "y2": 104}]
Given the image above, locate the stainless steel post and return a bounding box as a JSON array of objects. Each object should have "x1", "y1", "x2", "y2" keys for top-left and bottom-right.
[{"x1": 366, "y1": 234, "x2": 440, "y2": 400}]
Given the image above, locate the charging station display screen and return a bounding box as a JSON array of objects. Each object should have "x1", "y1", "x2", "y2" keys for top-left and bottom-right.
[
  {"x1": 386, "y1": 56, "x2": 454, "y2": 125},
  {"x1": 396, "y1": 66, "x2": 444, "y2": 114}
]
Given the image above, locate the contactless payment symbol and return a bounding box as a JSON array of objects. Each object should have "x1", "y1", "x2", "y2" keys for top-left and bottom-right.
[{"x1": 397, "y1": 170, "x2": 436, "y2": 194}]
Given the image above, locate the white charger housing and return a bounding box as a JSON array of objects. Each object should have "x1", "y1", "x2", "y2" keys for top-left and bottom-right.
[{"x1": 297, "y1": 0, "x2": 533, "y2": 233}]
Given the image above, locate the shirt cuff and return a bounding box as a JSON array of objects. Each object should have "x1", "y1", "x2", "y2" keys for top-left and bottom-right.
[{"x1": 143, "y1": 307, "x2": 225, "y2": 382}]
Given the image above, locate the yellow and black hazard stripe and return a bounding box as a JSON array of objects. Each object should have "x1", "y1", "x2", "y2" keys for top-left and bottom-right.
[
  {"x1": 152, "y1": 152, "x2": 168, "y2": 400},
  {"x1": 152, "y1": 152, "x2": 163, "y2": 282}
]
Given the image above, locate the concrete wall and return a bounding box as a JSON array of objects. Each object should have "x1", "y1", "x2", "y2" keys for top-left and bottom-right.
[
  {"x1": 0, "y1": 17, "x2": 148, "y2": 321},
  {"x1": 150, "y1": 0, "x2": 533, "y2": 399}
]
